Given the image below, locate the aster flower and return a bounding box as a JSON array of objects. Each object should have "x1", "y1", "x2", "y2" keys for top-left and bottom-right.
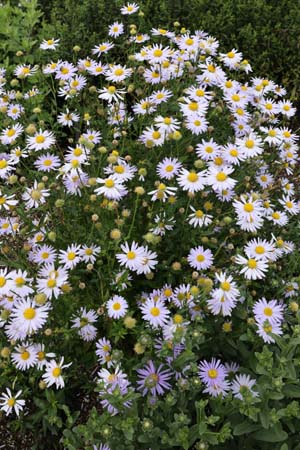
[
  {"x1": 26, "y1": 129, "x2": 56, "y2": 151},
  {"x1": 40, "y1": 38, "x2": 60, "y2": 50},
  {"x1": 42, "y1": 357, "x2": 72, "y2": 389},
  {"x1": 187, "y1": 246, "x2": 214, "y2": 271},
  {"x1": 107, "y1": 295, "x2": 128, "y2": 319},
  {"x1": 10, "y1": 298, "x2": 50, "y2": 336},
  {"x1": 140, "y1": 297, "x2": 170, "y2": 328},
  {"x1": 137, "y1": 360, "x2": 172, "y2": 396},
  {"x1": 231, "y1": 374, "x2": 258, "y2": 400},
  {"x1": 0, "y1": 388, "x2": 25, "y2": 416},
  {"x1": 198, "y1": 358, "x2": 227, "y2": 387},
  {"x1": 253, "y1": 298, "x2": 284, "y2": 325}
]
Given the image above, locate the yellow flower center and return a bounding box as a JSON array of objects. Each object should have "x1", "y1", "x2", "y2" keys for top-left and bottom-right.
[
  {"x1": 244, "y1": 203, "x2": 254, "y2": 213},
  {"x1": 60, "y1": 67, "x2": 69, "y2": 75},
  {"x1": 247, "y1": 259, "x2": 257, "y2": 269},
  {"x1": 67, "y1": 252, "x2": 76, "y2": 260},
  {"x1": 263, "y1": 307, "x2": 273, "y2": 317},
  {"x1": 31, "y1": 190, "x2": 42, "y2": 200},
  {"x1": 174, "y1": 314, "x2": 183, "y2": 324},
  {"x1": 220, "y1": 281, "x2": 231, "y2": 291},
  {"x1": 21, "y1": 351, "x2": 30, "y2": 360},
  {"x1": 152, "y1": 131, "x2": 161, "y2": 140},
  {"x1": 23, "y1": 307, "x2": 36, "y2": 320},
  {"x1": 113, "y1": 302, "x2": 121, "y2": 310},
  {"x1": 0, "y1": 160, "x2": 8, "y2": 169},
  {"x1": 227, "y1": 51, "x2": 235, "y2": 58},
  {"x1": 105, "y1": 179, "x2": 115, "y2": 188},
  {"x1": 208, "y1": 369, "x2": 218, "y2": 378},
  {"x1": 231, "y1": 94, "x2": 240, "y2": 102},
  {"x1": 15, "y1": 277, "x2": 25, "y2": 287},
  {"x1": 216, "y1": 172, "x2": 227, "y2": 182},
  {"x1": 127, "y1": 251, "x2": 136, "y2": 260},
  {"x1": 188, "y1": 102, "x2": 198, "y2": 111},
  {"x1": 38, "y1": 351, "x2": 45, "y2": 360},
  {"x1": 195, "y1": 210, "x2": 204, "y2": 218},
  {"x1": 245, "y1": 139, "x2": 254, "y2": 149},
  {"x1": 153, "y1": 49, "x2": 163, "y2": 57},
  {"x1": 52, "y1": 367, "x2": 61, "y2": 377},
  {"x1": 263, "y1": 324, "x2": 272, "y2": 333},
  {"x1": 0, "y1": 276, "x2": 6, "y2": 287},
  {"x1": 7, "y1": 398, "x2": 16, "y2": 407},
  {"x1": 196, "y1": 254, "x2": 205, "y2": 262},
  {"x1": 150, "y1": 306, "x2": 160, "y2": 317},
  {"x1": 255, "y1": 246, "x2": 265, "y2": 254},
  {"x1": 7, "y1": 129, "x2": 16, "y2": 137},
  {"x1": 35, "y1": 135, "x2": 45, "y2": 144},
  {"x1": 187, "y1": 172, "x2": 198, "y2": 182},
  {"x1": 47, "y1": 279, "x2": 56, "y2": 288},
  {"x1": 272, "y1": 212, "x2": 280, "y2": 220},
  {"x1": 114, "y1": 68, "x2": 124, "y2": 76}
]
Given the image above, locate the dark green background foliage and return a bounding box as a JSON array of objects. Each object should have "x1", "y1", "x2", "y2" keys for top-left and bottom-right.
[{"x1": 36, "y1": 0, "x2": 300, "y2": 99}]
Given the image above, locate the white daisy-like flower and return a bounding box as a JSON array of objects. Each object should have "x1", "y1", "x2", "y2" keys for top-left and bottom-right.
[
  {"x1": 26, "y1": 129, "x2": 56, "y2": 151},
  {"x1": 95, "y1": 176, "x2": 128, "y2": 200},
  {"x1": 71, "y1": 307, "x2": 98, "y2": 341},
  {"x1": 231, "y1": 374, "x2": 258, "y2": 400},
  {"x1": 98, "y1": 85, "x2": 126, "y2": 103},
  {"x1": 0, "y1": 191, "x2": 18, "y2": 210},
  {"x1": 11, "y1": 343, "x2": 38, "y2": 370},
  {"x1": 116, "y1": 241, "x2": 145, "y2": 272},
  {"x1": 22, "y1": 180, "x2": 50, "y2": 209},
  {"x1": 57, "y1": 109, "x2": 80, "y2": 127},
  {"x1": 42, "y1": 357, "x2": 72, "y2": 389},
  {"x1": 107, "y1": 295, "x2": 128, "y2": 319},
  {"x1": 177, "y1": 169, "x2": 207, "y2": 193},
  {"x1": 105, "y1": 64, "x2": 132, "y2": 83},
  {"x1": 148, "y1": 183, "x2": 177, "y2": 202},
  {"x1": 0, "y1": 123, "x2": 24, "y2": 145},
  {"x1": 206, "y1": 166, "x2": 237, "y2": 192},
  {"x1": 235, "y1": 255, "x2": 268, "y2": 280},
  {"x1": 79, "y1": 244, "x2": 101, "y2": 263},
  {"x1": 120, "y1": 2, "x2": 139, "y2": 14},
  {"x1": 253, "y1": 298, "x2": 284, "y2": 325},
  {"x1": 244, "y1": 238, "x2": 276, "y2": 261},
  {"x1": 187, "y1": 206, "x2": 213, "y2": 228},
  {"x1": 36, "y1": 264, "x2": 69, "y2": 299},
  {"x1": 140, "y1": 298, "x2": 170, "y2": 328},
  {"x1": 40, "y1": 38, "x2": 60, "y2": 50},
  {"x1": 136, "y1": 246, "x2": 158, "y2": 275},
  {"x1": 187, "y1": 246, "x2": 214, "y2": 270},
  {"x1": 108, "y1": 22, "x2": 124, "y2": 38},
  {"x1": 0, "y1": 388, "x2": 25, "y2": 416},
  {"x1": 58, "y1": 244, "x2": 82, "y2": 270},
  {"x1": 10, "y1": 298, "x2": 50, "y2": 335},
  {"x1": 156, "y1": 157, "x2": 182, "y2": 180},
  {"x1": 256, "y1": 321, "x2": 283, "y2": 344}
]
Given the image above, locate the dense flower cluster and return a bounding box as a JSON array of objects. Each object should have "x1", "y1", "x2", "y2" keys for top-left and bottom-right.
[{"x1": 0, "y1": 3, "x2": 299, "y2": 448}]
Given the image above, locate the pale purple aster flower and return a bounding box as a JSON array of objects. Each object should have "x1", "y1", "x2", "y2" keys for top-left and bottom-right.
[
  {"x1": 203, "y1": 379, "x2": 231, "y2": 397},
  {"x1": 137, "y1": 360, "x2": 172, "y2": 396},
  {"x1": 231, "y1": 374, "x2": 258, "y2": 400},
  {"x1": 93, "y1": 444, "x2": 110, "y2": 450},
  {"x1": 99, "y1": 380, "x2": 132, "y2": 416},
  {"x1": 198, "y1": 358, "x2": 227, "y2": 387}
]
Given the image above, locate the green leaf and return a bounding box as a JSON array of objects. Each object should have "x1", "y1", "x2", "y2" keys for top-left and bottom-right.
[
  {"x1": 282, "y1": 384, "x2": 300, "y2": 398},
  {"x1": 252, "y1": 424, "x2": 288, "y2": 442},
  {"x1": 259, "y1": 410, "x2": 270, "y2": 429},
  {"x1": 233, "y1": 421, "x2": 260, "y2": 436}
]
